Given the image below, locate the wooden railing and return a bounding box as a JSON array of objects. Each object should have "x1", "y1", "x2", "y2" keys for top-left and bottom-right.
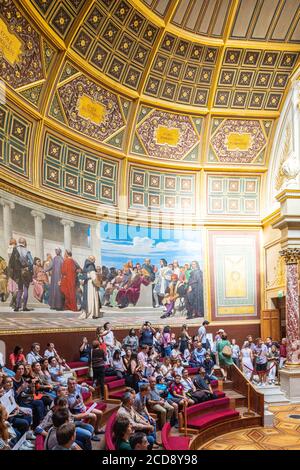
[{"x1": 228, "y1": 364, "x2": 265, "y2": 419}]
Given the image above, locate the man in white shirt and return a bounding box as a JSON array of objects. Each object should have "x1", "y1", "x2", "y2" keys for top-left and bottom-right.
[
  {"x1": 198, "y1": 321, "x2": 209, "y2": 349},
  {"x1": 26, "y1": 343, "x2": 43, "y2": 365}
]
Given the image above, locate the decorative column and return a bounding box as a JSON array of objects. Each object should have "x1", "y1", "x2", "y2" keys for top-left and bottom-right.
[
  {"x1": 0, "y1": 198, "x2": 15, "y2": 258},
  {"x1": 90, "y1": 222, "x2": 101, "y2": 266},
  {"x1": 60, "y1": 219, "x2": 74, "y2": 252},
  {"x1": 280, "y1": 248, "x2": 300, "y2": 366},
  {"x1": 31, "y1": 210, "x2": 45, "y2": 260}
]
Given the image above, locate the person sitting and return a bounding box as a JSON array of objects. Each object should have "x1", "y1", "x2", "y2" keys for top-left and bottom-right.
[
  {"x1": 116, "y1": 392, "x2": 156, "y2": 449},
  {"x1": 44, "y1": 409, "x2": 81, "y2": 450},
  {"x1": 44, "y1": 343, "x2": 61, "y2": 361},
  {"x1": 52, "y1": 422, "x2": 78, "y2": 451},
  {"x1": 180, "y1": 369, "x2": 207, "y2": 404},
  {"x1": 79, "y1": 337, "x2": 91, "y2": 363},
  {"x1": 167, "y1": 374, "x2": 194, "y2": 408},
  {"x1": 31, "y1": 361, "x2": 56, "y2": 400},
  {"x1": 35, "y1": 396, "x2": 94, "y2": 450},
  {"x1": 67, "y1": 378, "x2": 103, "y2": 435},
  {"x1": 190, "y1": 342, "x2": 206, "y2": 367},
  {"x1": 9, "y1": 346, "x2": 26, "y2": 369},
  {"x1": 193, "y1": 368, "x2": 218, "y2": 401},
  {"x1": 122, "y1": 329, "x2": 139, "y2": 353},
  {"x1": 2, "y1": 377, "x2": 33, "y2": 442},
  {"x1": 160, "y1": 357, "x2": 173, "y2": 382},
  {"x1": 0, "y1": 403, "x2": 34, "y2": 450},
  {"x1": 113, "y1": 417, "x2": 133, "y2": 450},
  {"x1": 173, "y1": 359, "x2": 184, "y2": 378},
  {"x1": 129, "y1": 431, "x2": 148, "y2": 450},
  {"x1": 147, "y1": 376, "x2": 176, "y2": 428},
  {"x1": 26, "y1": 343, "x2": 43, "y2": 365},
  {"x1": 170, "y1": 343, "x2": 182, "y2": 361},
  {"x1": 110, "y1": 350, "x2": 126, "y2": 379},
  {"x1": 12, "y1": 363, "x2": 45, "y2": 429},
  {"x1": 48, "y1": 357, "x2": 72, "y2": 386},
  {"x1": 202, "y1": 353, "x2": 218, "y2": 381},
  {"x1": 134, "y1": 384, "x2": 157, "y2": 439}
]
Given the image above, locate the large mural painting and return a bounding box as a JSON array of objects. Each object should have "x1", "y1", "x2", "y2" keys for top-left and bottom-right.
[{"x1": 100, "y1": 221, "x2": 205, "y2": 315}]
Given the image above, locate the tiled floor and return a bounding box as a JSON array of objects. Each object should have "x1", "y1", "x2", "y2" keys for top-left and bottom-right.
[
  {"x1": 200, "y1": 405, "x2": 300, "y2": 450},
  {"x1": 0, "y1": 304, "x2": 201, "y2": 333}
]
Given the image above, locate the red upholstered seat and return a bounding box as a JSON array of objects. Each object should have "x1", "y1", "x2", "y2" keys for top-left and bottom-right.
[
  {"x1": 104, "y1": 376, "x2": 118, "y2": 383},
  {"x1": 187, "y1": 409, "x2": 239, "y2": 429},
  {"x1": 187, "y1": 367, "x2": 199, "y2": 375},
  {"x1": 67, "y1": 362, "x2": 86, "y2": 368},
  {"x1": 94, "y1": 402, "x2": 107, "y2": 411},
  {"x1": 162, "y1": 423, "x2": 190, "y2": 451},
  {"x1": 210, "y1": 380, "x2": 218, "y2": 388},
  {"x1": 185, "y1": 397, "x2": 230, "y2": 416},
  {"x1": 82, "y1": 391, "x2": 91, "y2": 402},
  {"x1": 214, "y1": 391, "x2": 226, "y2": 398},
  {"x1": 35, "y1": 435, "x2": 45, "y2": 450},
  {"x1": 106, "y1": 379, "x2": 125, "y2": 390},
  {"x1": 75, "y1": 368, "x2": 89, "y2": 377},
  {"x1": 110, "y1": 390, "x2": 125, "y2": 399},
  {"x1": 105, "y1": 411, "x2": 117, "y2": 450}
]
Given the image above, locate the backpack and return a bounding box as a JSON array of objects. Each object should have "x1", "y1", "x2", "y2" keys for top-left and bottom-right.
[{"x1": 222, "y1": 345, "x2": 232, "y2": 357}]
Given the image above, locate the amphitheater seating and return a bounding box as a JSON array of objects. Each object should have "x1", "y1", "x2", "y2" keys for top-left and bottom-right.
[
  {"x1": 105, "y1": 411, "x2": 117, "y2": 450},
  {"x1": 35, "y1": 434, "x2": 45, "y2": 450},
  {"x1": 161, "y1": 422, "x2": 190, "y2": 451},
  {"x1": 179, "y1": 397, "x2": 239, "y2": 432},
  {"x1": 104, "y1": 378, "x2": 126, "y2": 401}
]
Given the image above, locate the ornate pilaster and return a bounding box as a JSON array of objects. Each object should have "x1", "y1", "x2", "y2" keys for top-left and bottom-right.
[
  {"x1": 60, "y1": 219, "x2": 74, "y2": 251},
  {"x1": 1, "y1": 198, "x2": 15, "y2": 258},
  {"x1": 31, "y1": 210, "x2": 45, "y2": 260},
  {"x1": 280, "y1": 248, "x2": 300, "y2": 366}
]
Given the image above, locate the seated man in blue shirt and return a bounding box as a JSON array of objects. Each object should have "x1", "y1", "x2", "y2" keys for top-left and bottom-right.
[
  {"x1": 202, "y1": 353, "x2": 218, "y2": 381},
  {"x1": 146, "y1": 376, "x2": 176, "y2": 428},
  {"x1": 133, "y1": 383, "x2": 158, "y2": 443},
  {"x1": 190, "y1": 342, "x2": 206, "y2": 367},
  {"x1": 67, "y1": 377, "x2": 103, "y2": 435}
]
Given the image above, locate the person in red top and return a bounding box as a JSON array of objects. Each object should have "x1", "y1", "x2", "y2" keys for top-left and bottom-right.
[
  {"x1": 60, "y1": 250, "x2": 78, "y2": 311},
  {"x1": 279, "y1": 338, "x2": 287, "y2": 368},
  {"x1": 167, "y1": 374, "x2": 193, "y2": 409},
  {"x1": 9, "y1": 346, "x2": 26, "y2": 368}
]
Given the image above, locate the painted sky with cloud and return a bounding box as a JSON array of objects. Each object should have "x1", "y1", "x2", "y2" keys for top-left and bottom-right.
[{"x1": 100, "y1": 222, "x2": 202, "y2": 267}]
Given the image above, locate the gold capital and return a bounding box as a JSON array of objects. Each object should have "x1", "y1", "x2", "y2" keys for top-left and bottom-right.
[{"x1": 280, "y1": 248, "x2": 300, "y2": 265}]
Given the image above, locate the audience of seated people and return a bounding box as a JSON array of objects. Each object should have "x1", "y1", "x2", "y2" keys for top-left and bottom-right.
[{"x1": 0, "y1": 322, "x2": 283, "y2": 451}]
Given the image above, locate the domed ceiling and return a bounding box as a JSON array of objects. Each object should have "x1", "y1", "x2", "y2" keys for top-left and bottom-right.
[{"x1": 0, "y1": 0, "x2": 300, "y2": 220}]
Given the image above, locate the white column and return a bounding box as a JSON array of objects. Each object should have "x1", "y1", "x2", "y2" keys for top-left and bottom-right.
[
  {"x1": 1, "y1": 198, "x2": 15, "y2": 258},
  {"x1": 31, "y1": 210, "x2": 45, "y2": 260},
  {"x1": 90, "y1": 222, "x2": 101, "y2": 266},
  {"x1": 60, "y1": 219, "x2": 74, "y2": 252}
]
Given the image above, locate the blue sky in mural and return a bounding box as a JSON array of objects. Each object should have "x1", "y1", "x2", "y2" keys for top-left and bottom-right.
[{"x1": 101, "y1": 222, "x2": 202, "y2": 268}]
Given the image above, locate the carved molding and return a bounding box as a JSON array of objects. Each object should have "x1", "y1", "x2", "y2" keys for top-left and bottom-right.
[{"x1": 280, "y1": 248, "x2": 300, "y2": 265}]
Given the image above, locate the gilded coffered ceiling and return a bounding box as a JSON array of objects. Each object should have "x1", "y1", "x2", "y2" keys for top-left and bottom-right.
[{"x1": 0, "y1": 0, "x2": 300, "y2": 218}]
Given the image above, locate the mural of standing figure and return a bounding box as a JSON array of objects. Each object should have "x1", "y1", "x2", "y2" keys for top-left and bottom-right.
[
  {"x1": 46, "y1": 248, "x2": 64, "y2": 311},
  {"x1": 80, "y1": 255, "x2": 100, "y2": 319},
  {"x1": 60, "y1": 250, "x2": 78, "y2": 312},
  {"x1": 8, "y1": 237, "x2": 33, "y2": 312},
  {"x1": 186, "y1": 261, "x2": 204, "y2": 319}
]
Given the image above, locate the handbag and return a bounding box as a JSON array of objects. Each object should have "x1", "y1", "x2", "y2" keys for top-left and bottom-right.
[{"x1": 222, "y1": 345, "x2": 232, "y2": 357}]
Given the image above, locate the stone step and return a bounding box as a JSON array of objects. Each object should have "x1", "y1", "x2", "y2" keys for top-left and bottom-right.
[
  {"x1": 264, "y1": 409, "x2": 274, "y2": 427},
  {"x1": 263, "y1": 395, "x2": 290, "y2": 404}
]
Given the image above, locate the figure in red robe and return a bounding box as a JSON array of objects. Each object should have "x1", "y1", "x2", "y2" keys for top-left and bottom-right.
[
  {"x1": 60, "y1": 250, "x2": 78, "y2": 312},
  {"x1": 117, "y1": 269, "x2": 150, "y2": 308}
]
